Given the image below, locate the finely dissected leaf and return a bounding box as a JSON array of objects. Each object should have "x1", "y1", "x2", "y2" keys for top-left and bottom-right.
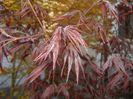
[
  {"x1": 103, "y1": 55, "x2": 112, "y2": 71},
  {"x1": 77, "y1": 55, "x2": 85, "y2": 78},
  {"x1": 112, "y1": 54, "x2": 127, "y2": 75},
  {"x1": 64, "y1": 41, "x2": 87, "y2": 83},
  {"x1": 66, "y1": 51, "x2": 73, "y2": 82},
  {"x1": 30, "y1": 25, "x2": 91, "y2": 84},
  {"x1": 61, "y1": 50, "x2": 68, "y2": 77},
  {"x1": 101, "y1": 0, "x2": 119, "y2": 21},
  {"x1": 107, "y1": 72, "x2": 123, "y2": 89},
  {"x1": 52, "y1": 27, "x2": 62, "y2": 70},
  {"x1": 34, "y1": 27, "x2": 63, "y2": 71},
  {"x1": 87, "y1": 59, "x2": 102, "y2": 76},
  {"x1": 103, "y1": 54, "x2": 126, "y2": 73},
  {"x1": 32, "y1": 27, "x2": 63, "y2": 81},
  {"x1": 74, "y1": 58, "x2": 80, "y2": 84},
  {"x1": 97, "y1": 24, "x2": 108, "y2": 43},
  {"x1": 78, "y1": 17, "x2": 108, "y2": 44},
  {"x1": 19, "y1": 1, "x2": 47, "y2": 19},
  {"x1": 103, "y1": 54, "x2": 133, "y2": 90},
  {"x1": 65, "y1": 44, "x2": 75, "y2": 82},
  {"x1": 26, "y1": 62, "x2": 49, "y2": 83},
  {"x1": 64, "y1": 26, "x2": 88, "y2": 49},
  {"x1": 100, "y1": 1, "x2": 107, "y2": 18}
]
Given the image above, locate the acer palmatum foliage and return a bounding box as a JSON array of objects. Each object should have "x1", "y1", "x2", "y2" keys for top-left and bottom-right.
[
  {"x1": 100, "y1": 0, "x2": 119, "y2": 21},
  {"x1": 103, "y1": 54, "x2": 133, "y2": 98},
  {"x1": 0, "y1": 0, "x2": 133, "y2": 98},
  {"x1": 27, "y1": 25, "x2": 102, "y2": 84}
]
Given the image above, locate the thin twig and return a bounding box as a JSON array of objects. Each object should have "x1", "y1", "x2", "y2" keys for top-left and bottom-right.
[
  {"x1": 84, "y1": 0, "x2": 101, "y2": 15},
  {"x1": 27, "y1": 0, "x2": 43, "y2": 28},
  {"x1": 0, "y1": 33, "x2": 44, "y2": 49}
]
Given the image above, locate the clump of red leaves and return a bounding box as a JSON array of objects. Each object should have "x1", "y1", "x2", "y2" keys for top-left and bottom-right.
[{"x1": 27, "y1": 25, "x2": 102, "y2": 84}]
